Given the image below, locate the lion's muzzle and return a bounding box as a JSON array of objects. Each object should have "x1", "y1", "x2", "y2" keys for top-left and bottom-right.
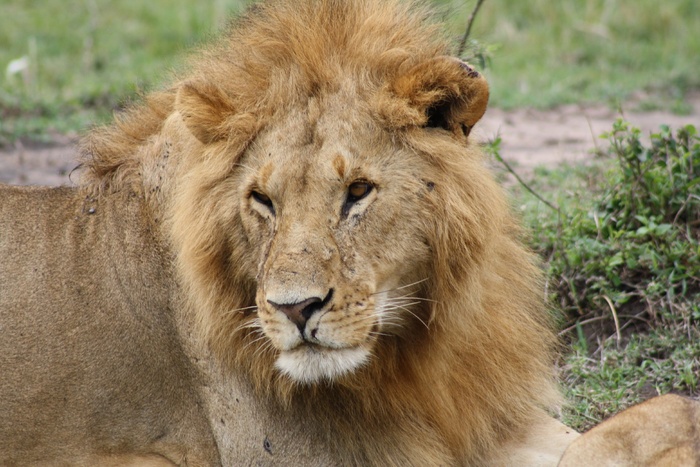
[{"x1": 267, "y1": 288, "x2": 334, "y2": 334}]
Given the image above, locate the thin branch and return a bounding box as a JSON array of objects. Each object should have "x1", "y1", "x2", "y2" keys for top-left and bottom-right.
[
  {"x1": 457, "y1": 0, "x2": 486, "y2": 57},
  {"x1": 558, "y1": 316, "x2": 608, "y2": 336},
  {"x1": 558, "y1": 314, "x2": 649, "y2": 337},
  {"x1": 601, "y1": 295, "x2": 621, "y2": 345},
  {"x1": 493, "y1": 150, "x2": 561, "y2": 213}
]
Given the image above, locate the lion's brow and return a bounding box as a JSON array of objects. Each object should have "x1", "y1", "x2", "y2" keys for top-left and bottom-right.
[{"x1": 332, "y1": 154, "x2": 347, "y2": 179}]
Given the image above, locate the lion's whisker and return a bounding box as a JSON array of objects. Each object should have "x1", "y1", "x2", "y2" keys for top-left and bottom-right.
[
  {"x1": 252, "y1": 341, "x2": 271, "y2": 359},
  {"x1": 368, "y1": 331, "x2": 392, "y2": 338},
  {"x1": 376, "y1": 320, "x2": 402, "y2": 327},
  {"x1": 392, "y1": 278, "x2": 429, "y2": 291},
  {"x1": 387, "y1": 295, "x2": 438, "y2": 303},
  {"x1": 381, "y1": 310, "x2": 404, "y2": 326},
  {"x1": 241, "y1": 332, "x2": 269, "y2": 353},
  {"x1": 234, "y1": 318, "x2": 262, "y2": 334},
  {"x1": 381, "y1": 301, "x2": 422, "y2": 311},
  {"x1": 373, "y1": 307, "x2": 411, "y2": 328},
  {"x1": 257, "y1": 341, "x2": 276, "y2": 359},
  {"x1": 388, "y1": 304, "x2": 429, "y2": 330},
  {"x1": 225, "y1": 305, "x2": 259, "y2": 315},
  {"x1": 245, "y1": 332, "x2": 267, "y2": 346},
  {"x1": 352, "y1": 315, "x2": 380, "y2": 325},
  {"x1": 373, "y1": 278, "x2": 429, "y2": 296}
]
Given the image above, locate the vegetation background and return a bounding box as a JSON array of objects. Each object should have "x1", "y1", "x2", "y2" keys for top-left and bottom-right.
[{"x1": 1, "y1": 0, "x2": 699, "y2": 431}]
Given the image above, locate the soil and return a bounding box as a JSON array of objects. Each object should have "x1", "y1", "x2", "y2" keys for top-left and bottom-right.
[
  {"x1": 2, "y1": 97, "x2": 699, "y2": 187},
  {"x1": 475, "y1": 94, "x2": 700, "y2": 173}
]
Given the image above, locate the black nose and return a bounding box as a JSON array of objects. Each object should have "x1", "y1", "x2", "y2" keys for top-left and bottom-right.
[{"x1": 268, "y1": 289, "x2": 333, "y2": 332}]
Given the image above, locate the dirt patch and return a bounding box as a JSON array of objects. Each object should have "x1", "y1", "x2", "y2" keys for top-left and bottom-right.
[
  {"x1": 476, "y1": 95, "x2": 700, "y2": 173},
  {"x1": 1, "y1": 98, "x2": 699, "y2": 187},
  {"x1": 0, "y1": 135, "x2": 79, "y2": 186}
]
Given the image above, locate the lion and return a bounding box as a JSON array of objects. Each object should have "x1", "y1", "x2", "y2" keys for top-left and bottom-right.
[{"x1": 1, "y1": 0, "x2": 579, "y2": 465}]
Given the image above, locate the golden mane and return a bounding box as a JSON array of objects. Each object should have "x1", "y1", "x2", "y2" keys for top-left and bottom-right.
[
  {"x1": 77, "y1": 0, "x2": 560, "y2": 463},
  {"x1": 79, "y1": 0, "x2": 447, "y2": 190}
]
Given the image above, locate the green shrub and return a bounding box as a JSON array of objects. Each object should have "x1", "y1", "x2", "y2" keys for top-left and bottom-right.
[
  {"x1": 530, "y1": 121, "x2": 700, "y2": 335},
  {"x1": 496, "y1": 121, "x2": 700, "y2": 430}
]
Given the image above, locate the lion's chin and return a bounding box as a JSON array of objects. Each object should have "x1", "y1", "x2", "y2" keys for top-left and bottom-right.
[{"x1": 275, "y1": 345, "x2": 370, "y2": 384}]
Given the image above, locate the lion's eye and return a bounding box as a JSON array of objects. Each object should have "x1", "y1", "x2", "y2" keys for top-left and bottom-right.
[
  {"x1": 347, "y1": 181, "x2": 373, "y2": 203},
  {"x1": 342, "y1": 181, "x2": 374, "y2": 218},
  {"x1": 251, "y1": 190, "x2": 274, "y2": 213}
]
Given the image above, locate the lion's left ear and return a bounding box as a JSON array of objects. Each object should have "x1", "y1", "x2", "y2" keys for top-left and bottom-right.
[
  {"x1": 376, "y1": 56, "x2": 489, "y2": 137},
  {"x1": 175, "y1": 80, "x2": 237, "y2": 144}
]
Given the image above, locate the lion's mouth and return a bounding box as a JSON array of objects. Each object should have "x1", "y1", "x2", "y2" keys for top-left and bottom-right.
[{"x1": 275, "y1": 345, "x2": 370, "y2": 383}]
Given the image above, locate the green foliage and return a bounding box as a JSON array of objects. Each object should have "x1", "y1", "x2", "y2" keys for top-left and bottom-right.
[
  {"x1": 494, "y1": 121, "x2": 700, "y2": 430},
  {"x1": 0, "y1": 0, "x2": 249, "y2": 143},
  {"x1": 538, "y1": 121, "x2": 700, "y2": 331},
  {"x1": 444, "y1": 0, "x2": 700, "y2": 108}
]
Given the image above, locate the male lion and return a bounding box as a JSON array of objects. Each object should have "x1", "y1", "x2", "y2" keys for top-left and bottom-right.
[{"x1": 1, "y1": 0, "x2": 577, "y2": 465}]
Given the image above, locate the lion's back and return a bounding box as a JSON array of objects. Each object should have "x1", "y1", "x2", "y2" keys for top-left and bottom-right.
[{"x1": 0, "y1": 185, "x2": 218, "y2": 465}]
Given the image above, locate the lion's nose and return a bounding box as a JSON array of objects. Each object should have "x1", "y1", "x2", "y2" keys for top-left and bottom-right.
[{"x1": 267, "y1": 289, "x2": 333, "y2": 332}]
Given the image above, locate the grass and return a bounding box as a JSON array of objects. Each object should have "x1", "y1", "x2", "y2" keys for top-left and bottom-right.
[
  {"x1": 563, "y1": 325, "x2": 700, "y2": 430},
  {"x1": 454, "y1": 0, "x2": 700, "y2": 109},
  {"x1": 0, "y1": 0, "x2": 250, "y2": 143},
  {"x1": 2, "y1": 0, "x2": 699, "y2": 142},
  {"x1": 488, "y1": 122, "x2": 700, "y2": 431},
  {"x1": 528, "y1": 122, "x2": 700, "y2": 327}
]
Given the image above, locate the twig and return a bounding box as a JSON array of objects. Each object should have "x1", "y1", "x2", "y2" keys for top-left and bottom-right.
[
  {"x1": 558, "y1": 316, "x2": 607, "y2": 336},
  {"x1": 601, "y1": 295, "x2": 621, "y2": 345},
  {"x1": 493, "y1": 150, "x2": 561, "y2": 214},
  {"x1": 457, "y1": 0, "x2": 486, "y2": 57},
  {"x1": 672, "y1": 193, "x2": 700, "y2": 225},
  {"x1": 558, "y1": 314, "x2": 648, "y2": 337},
  {"x1": 579, "y1": 104, "x2": 600, "y2": 155}
]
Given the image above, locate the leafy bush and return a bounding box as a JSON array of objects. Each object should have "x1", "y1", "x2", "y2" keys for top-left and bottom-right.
[
  {"x1": 497, "y1": 121, "x2": 700, "y2": 430},
  {"x1": 530, "y1": 121, "x2": 700, "y2": 337}
]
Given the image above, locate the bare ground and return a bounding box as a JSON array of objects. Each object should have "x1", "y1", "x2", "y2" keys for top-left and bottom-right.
[
  {"x1": 1, "y1": 98, "x2": 699, "y2": 187},
  {"x1": 476, "y1": 95, "x2": 700, "y2": 173}
]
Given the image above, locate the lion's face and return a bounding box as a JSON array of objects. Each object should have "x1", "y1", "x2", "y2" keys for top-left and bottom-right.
[
  {"x1": 236, "y1": 93, "x2": 433, "y2": 383},
  {"x1": 171, "y1": 54, "x2": 490, "y2": 387}
]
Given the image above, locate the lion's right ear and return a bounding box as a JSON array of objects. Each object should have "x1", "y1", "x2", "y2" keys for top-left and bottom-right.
[
  {"x1": 376, "y1": 56, "x2": 489, "y2": 138},
  {"x1": 175, "y1": 81, "x2": 236, "y2": 144}
]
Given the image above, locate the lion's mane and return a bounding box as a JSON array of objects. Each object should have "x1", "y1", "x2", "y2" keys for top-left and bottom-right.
[{"x1": 78, "y1": 0, "x2": 559, "y2": 463}]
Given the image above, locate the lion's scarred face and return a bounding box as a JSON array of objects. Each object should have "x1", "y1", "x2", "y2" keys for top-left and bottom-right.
[
  {"x1": 237, "y1": 93, "x2": 433, "y2": 383},
  {"x1": 172, "y1": 53, "x2": 491, "y2": 387}
]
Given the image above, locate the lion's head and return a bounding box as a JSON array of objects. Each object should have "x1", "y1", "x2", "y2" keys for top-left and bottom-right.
[
  {"x1": 224, "y1": 69, "x2": 480, "y2": 383},
  {"x1": 80, "y1": 0, "x2": 558, "y2": 460}
]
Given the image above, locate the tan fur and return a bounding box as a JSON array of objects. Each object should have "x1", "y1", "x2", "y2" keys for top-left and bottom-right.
[
  {"x1": 1, "y1": 0, "x2": 574, "y2": 465},
  {"x1": 559, "y1": 395, "x2": 700, "y2": 466}
]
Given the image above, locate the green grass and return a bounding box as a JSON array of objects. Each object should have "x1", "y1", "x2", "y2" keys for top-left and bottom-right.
[
  {"x1": 2, "y1": 0, "x2": 699, "y2": 142},
  {"x1": 0, "y1": 0, "x2": 250, "y2": 143},
  {"x1": 527, "y1": 122, "x2": 700, "y2": 328},
  {"x1": 562, "y1": 325, "x2": 700, "y2": 431},
  {"x1": 454, "y1": 0, "x2": 700, "y2": 109}
]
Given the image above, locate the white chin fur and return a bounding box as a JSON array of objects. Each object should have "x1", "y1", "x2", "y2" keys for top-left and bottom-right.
[{"x1": 275, "y1": 346, "x2": 370, "y2": 383}]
